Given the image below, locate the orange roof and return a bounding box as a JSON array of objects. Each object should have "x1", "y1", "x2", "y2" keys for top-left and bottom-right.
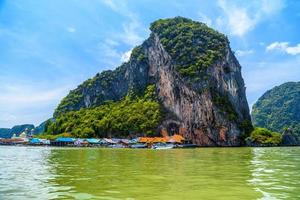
[
  {"x1": 172, "y1": 134, "x2": 185, "y2": 142},
  {"x1": 138, "y1": 134, "x2": 185, "y2": 143},
  {"x1": 138, "y1": 137, "x2": 149, "y2": 143}
]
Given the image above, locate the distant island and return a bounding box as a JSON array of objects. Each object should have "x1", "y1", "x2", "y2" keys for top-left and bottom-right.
[
  {"x1": 252, "y1": 82, "x2": 300, "y2": 135},
  {"x1": 0, "y1": 123, "x2": 45, "y2": 138}
]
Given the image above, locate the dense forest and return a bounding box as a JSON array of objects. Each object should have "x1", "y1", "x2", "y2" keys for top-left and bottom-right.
[
  {"x1": 54, "y1": 63, "x2": 129, "y2": 116},
  {"x1": 252, "y1": 82, "x2": 300, "y2": 135},
  {"x1": 150, "y1": 17, "x2": 227, "y2": 80},
  {"x1": 45, "y1": 85, "x2": 162, "y2": 138}
]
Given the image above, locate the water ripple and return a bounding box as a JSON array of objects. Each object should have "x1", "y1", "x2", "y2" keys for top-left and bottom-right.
[{"x1": 0, "y1": 146, "x2": 300, "y2": 199}]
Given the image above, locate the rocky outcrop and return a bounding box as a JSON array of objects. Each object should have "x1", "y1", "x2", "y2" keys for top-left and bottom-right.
[
  {"x1": 54, "y1": 17, "x2": 251, "y2": 146},
  {"x1": 281, "y1": 129, "x2": 300, "y2": 146},
  {"x1": 146, "y1": 34, "x2": 250, "y2": 146}
]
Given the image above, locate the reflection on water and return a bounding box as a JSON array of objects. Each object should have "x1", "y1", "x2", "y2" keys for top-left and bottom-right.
[
  {"x1": 249, "y1": 148, "x2": 300, "y2": 200},
  {"x1": 0, "y1": 146, "x2": 299, "y2": 199},
  {"x1": 0, "y1": 146, "x2": 54, "y2": 200}
]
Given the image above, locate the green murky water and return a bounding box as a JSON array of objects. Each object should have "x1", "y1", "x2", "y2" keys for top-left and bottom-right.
[{"x1": 0, "y1": 146, "x2": 299, "y2": 200}]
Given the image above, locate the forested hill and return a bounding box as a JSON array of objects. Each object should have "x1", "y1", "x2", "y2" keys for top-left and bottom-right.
[
  {"x1": 252, "y1": 82, "x2": 300, "y2": 135},
  {"x1": 0, "y1": 122, "x2": 47, "y2": 138},
  {"x1": 49, "y1": 17, "x2": 251, "y2": 146},
  {"x1": 0, "y1": 124, "x2": 34, "y2": 138}
]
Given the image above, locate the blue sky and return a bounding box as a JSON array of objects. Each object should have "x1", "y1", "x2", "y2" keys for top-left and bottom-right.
[{"x1": 0, "y1": 0, "x2": 300, "y2": 128}]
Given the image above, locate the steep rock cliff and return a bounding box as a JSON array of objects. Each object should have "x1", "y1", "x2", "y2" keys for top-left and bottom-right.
[{"x1": 54, "y1": 17, "x2": 251, "y2": 146}]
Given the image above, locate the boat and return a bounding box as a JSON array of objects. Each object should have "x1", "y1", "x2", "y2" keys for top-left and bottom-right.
[
  {"x1": 131, "y1": 143, "x2": 147, "y2": 148},
  {"x1": 108, "y1": 144, "x2": 125, "y2": 148},
  {"x1": 152, "y1": 143, "x2": 174, "y2": 150},
  {"x1": 176, "y1": 144, "x2": 198, "y2": 148}
]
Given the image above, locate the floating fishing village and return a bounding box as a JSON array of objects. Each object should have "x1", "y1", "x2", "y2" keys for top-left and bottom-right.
[{"x1": 0, "y1": 128, "x2": 197, "y2": 149}]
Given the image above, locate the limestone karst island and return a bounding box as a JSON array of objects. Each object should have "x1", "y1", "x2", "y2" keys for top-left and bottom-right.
[{"x1": 0, "y1": 1, "x2": 300, "y2": 199}]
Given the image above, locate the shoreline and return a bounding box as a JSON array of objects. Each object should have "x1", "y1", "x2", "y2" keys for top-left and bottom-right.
[{"x1": 1, "y1": 144, "x2": 299, "y2": 148}]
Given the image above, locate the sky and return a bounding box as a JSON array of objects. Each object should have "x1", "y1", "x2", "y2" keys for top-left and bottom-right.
[{"x1": 0, "y1": 0, "x2": 300, "y2": 128}]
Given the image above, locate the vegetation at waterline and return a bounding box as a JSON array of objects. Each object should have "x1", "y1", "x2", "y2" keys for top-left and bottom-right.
[
  {"x1": 252, "y1": 82, "x2": 300, "y2": 135},
  {"x1": 150, "y1": 17, "x2": 227, "y2": 78},
  {"x1": 45, "y1": 85, "x2": 163, "y2": 138},
  {"x1": 246, "y1": 127, "x2": 282, "y2": 146}
]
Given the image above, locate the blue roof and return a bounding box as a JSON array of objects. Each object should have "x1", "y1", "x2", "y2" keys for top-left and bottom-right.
[
  {"x1": 30, "y1": 138, "x2": 40, "y2": 144},
  {"x1": 56, "y1": 137, "x2": 75, "y2": 142},
  {"x1": 86, "y1": 138, "x2": 100, "y2": 144}
]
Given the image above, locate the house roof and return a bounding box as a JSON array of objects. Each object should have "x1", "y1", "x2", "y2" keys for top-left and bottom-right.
[
  {"x1": 86, "y1": 138, "x2": 100, "y2": 144},
  {"x1": 30, "y1": 138, "x2": 40, "y2": 144},
  {"x1": 103, "y1": 138, "x2": 116, "y2": 144},
  {"x1": 55, "y1": 137, "x2": 75, "y2": 142},
  {"x1": 138, "y1": 134, "x2": 185, "y2": 143}
]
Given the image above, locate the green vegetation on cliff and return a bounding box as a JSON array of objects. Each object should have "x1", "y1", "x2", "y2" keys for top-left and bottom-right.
[
  {"x1": 55, "y1": 17, "x2": 230, "y2": 117},
  {"x1": 48, "y1": 17, "x2": 250, "y2": 146},
  {"x1": 150, "y1": 17, "x2": 227, "y2": 78},
  {"x1": 246, "y1": 127, "x2": 282, "y2": 146},
  {"x1": 252, "y1": 82, "x2": 300, "y2": 135},
  {"x1": 54, "y1": 44, "x2": 150, "y2": 117},
  {"x1": 211, "y1": 89, "x2": 238, "y2": 121},
  {"x1": 46, "y1": 85, "x2": 162, "y2": 138},
  {"x1": 54, "y1": 63, "x2": 128, "y2": 116}
]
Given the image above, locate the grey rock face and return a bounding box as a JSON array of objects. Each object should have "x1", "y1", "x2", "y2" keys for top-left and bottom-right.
[
  {"x1": 281, "y1": 129, "x2": 299, "y2": 146},
  {"x1": 55, "y1": 29, "x2": 251, "y2": 146},
  {"x1": 146, "y1": 34, "x2": 250, "y2": 146}
]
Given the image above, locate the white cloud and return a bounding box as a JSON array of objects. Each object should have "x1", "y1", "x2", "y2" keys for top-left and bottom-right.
[
  {"x1": 95, "y1": 41, "x2": 121, "y2": 66},
  {"x1": 236, "y1": 49, "x2": 254, "y2": 57},
  {"x1": 121, "y1": 18, "x2": 143, "y2": 46},
  {"x1": 243, "y1": 57, "x2": 300, "y2": 109},
  {"x1": 96, "y1": 0, "x2": 146, "y2": 67},
  {"x1": 286, "y1": 45, "x2": 300, "y2": 55},
  {"x1": 266, "y1": 41, "x2": 288, "y2": 51},
  {"x1": 101, "y1": 0, "x2": 144, "y2": 46},
  {"x1": 0, "y1": 84, "x2": 70, "y2": 107},
  {"x1": 217, "y1": 0, "x2": 285, "y2": 37},
  {"x1": 198, "y1": 13, "x2": 212, "y2": 27},
  {"x1": 101, "y1": 0, "x2": 118, "y2": 11},
  {"x1": 105, "y1": 39, "x2": 119, "y2": 46},
  {"x1": 0, "y1": 114, "x2": 17, "y2": 123},
  {"x1": 0, "y1": 79, "x2": 74, "y2": 127},
  {"x1": 215, "y1": 16, "x2": 223, "y2": 28},
  {"x1": 260, "y1": 0, "x2": 286, "y2": 15},
  {"x1": 217, "y1": 0, "x2": 255, "y2": 36},
  {"x1": 95, "y1": 40, "x2": 133, "y2": 66},
  {"x1": 67, "y1": 27, "x2": 76, "y2": 33},
  {"x1": 266, "y1": 42, "x2": 300, "y2": 55},
  {"x1": 121, "y1": 49, "x2": 132, "y2": 62}
]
